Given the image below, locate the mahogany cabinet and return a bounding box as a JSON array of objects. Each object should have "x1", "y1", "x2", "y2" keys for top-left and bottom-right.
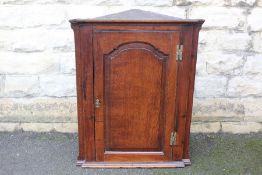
[{"x1": 70, "y1": 9, "x2": 204, "y2": 168}]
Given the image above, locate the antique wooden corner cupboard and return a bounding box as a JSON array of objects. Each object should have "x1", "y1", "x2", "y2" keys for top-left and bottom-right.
[{"x1": 70, "y1": 9, "x2": 204, "y2": 168}]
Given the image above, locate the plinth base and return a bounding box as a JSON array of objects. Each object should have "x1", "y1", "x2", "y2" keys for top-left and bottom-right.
[{"x1": 77, "y1": 159, "x2": 191, "y2": 168}]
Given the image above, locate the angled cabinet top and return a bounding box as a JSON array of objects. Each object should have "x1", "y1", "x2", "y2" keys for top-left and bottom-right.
[{"x1": 69, "y1": 9, "x2": 205, "y2": 25}]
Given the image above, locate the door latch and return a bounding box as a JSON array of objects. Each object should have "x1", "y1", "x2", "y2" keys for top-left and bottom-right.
[{"x1": 95, "y1": 98, "x2": 101, "y2": 108}]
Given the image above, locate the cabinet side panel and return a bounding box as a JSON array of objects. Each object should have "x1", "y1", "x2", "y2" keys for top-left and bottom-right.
[
  {"x1": 183, "y1": 25, "x2": 202, "y2": 159},
  {"x1": 79, "y1": 25, "x2": 95, "y2": 161},
  {"x1": 72, "y1": 25, "x2": 85, "y2": 161},
  {"x1": 172, "y1": 28, "x2": 193, "y2": 160}
]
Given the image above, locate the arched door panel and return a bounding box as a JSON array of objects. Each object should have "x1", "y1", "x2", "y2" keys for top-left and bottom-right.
[{"x1": 104, "y1": 42, "x2": 167, "y2": 152}]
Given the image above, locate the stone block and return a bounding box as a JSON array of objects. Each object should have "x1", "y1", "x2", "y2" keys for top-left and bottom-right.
[
  {"x1": 0, "y1": 0, "x2": 18, "y2": 4},
  {"x1": 189, "y1": 7, "x2": 245, "y2": 29},
  {"x1": 75, "y1": 0, "x2": 129, "y2": 6},
  {"x1": 222, "y1": 122, "x2": 262, "y2": 133},
  {"x1": 0, "y1": 75, "x2": 39, "y2": 98},
  {"x1": 203, "y1": 52, "x2": 244, "y2": 76},
  {"x1": 0, "y1": 122, "x2": 78, "y2": 133},
  {"x1": 176, "y1": 0, "x2": 225, "y2": 6},
  {"x1": 0, "y1": 75, "x2": 5, "y2": 94},
  {"x1": 194, "y1": 75, "x2": 227, "y2": 97},
  {"x1": 0, "y1": 6, "x2": 66, "y2": 28},
  {"x1": 49, "y1": 30, "x2": 74, "y2": 52},
  {"x1": 258, "y1": 0, "x2": 262, "y2": 6},
  {"x1": 243, "y1": 54, "x2": 262, "y2": 75},
  {"x1": 0, "y1": 97, "x2": 77, "y2": 123},
  {"x1": 66, "y1": 5, "x2": 108, "y2": 20},
  {"x1": 244, "y1": 116, "x2": 262, "y2": 122},
  {"x1": 78, "y1": 0, "x2": 123, "y2": 5},
  {"x1": 0, "y1": 52, "x2": 60, "y2": 74},
  {"x1": 0, "y1": 29, "x2": 74, "y2": 53},
  {"x1": 195, "y1": 51, "x2": 208, "y2": 76},
  {"x1": 1, "y1": 0, "x2": 125, "y2": 5},
  {"x1": 134, "y1": 0, "x2": 173, "y2": 6},
  {"x1": 196, "y1": 49, "x2": 246, "y2": 76},
  {"x1": 193, "y1": 98, "x2": 244, "y2": 120},
  {"x1": 60, "y1": 52, "x2": 76, "y2": 74},
  {"x1": 199, "y1": 30, "x2": 251, "y2": 52},
  {"x1": 0, "y1": 123, "x2": 20, "y2": 132},
  {"x1": 242, "y1": 97, "x2": 262, "y2": 121},
  {"x1": 230, "y1": 0, "x2": 256, "y2": 6},
  {"x1": 227, "y1": 76, "x2": 262, "y2": 97},
  {"x1": 191, "y1": 122, "x2": 221, "y2": 133},
  {"x1": 0, "y1": 29, "x2": 43, "y2": 52},
  {"x1": 248, "y1": 8, "x2": 262, "y2": 31},
  {"x1": 0, "y1": 0, "x2": 66, "y2": 4},
  {"x1": 39, "y1": 75, "x2": 76, "y2": 97},
  {"x1": 252, "y1": 32, "x2": 262, "y2": 53}
]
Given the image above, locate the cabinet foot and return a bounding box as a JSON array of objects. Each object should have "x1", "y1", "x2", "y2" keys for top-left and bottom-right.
[
  {"x1": 182, "y1": 159, "x2": 191, "y2": 166},
  {"x1": 76, "y1": 160, "x2": 85, "y2": 166}
]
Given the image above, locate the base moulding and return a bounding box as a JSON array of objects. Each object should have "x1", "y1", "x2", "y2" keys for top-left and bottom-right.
[{"x1": 76, "y1": 159, "x2": 191, "y2": 168}]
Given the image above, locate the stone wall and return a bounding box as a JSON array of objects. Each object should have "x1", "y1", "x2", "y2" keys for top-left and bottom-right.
[{"x1": 0, "y1": 0, "x2": 261, "y2": 133}]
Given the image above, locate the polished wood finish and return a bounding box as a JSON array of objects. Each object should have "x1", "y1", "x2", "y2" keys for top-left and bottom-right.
[{"x1": 70, "y1": 9, "x2": 204, "y2": 168}]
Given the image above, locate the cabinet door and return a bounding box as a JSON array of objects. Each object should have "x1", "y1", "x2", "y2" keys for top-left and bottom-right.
[{"x1": 94, "y1": 31, "x2": 179, "y2": 162}]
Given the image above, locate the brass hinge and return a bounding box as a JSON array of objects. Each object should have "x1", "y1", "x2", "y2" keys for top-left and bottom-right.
[
  {"x1": 170, "y1": 131, "x2": 177, "y2": 146},
  {"x1": 176, "y1": 45, "x2": 183, "y2": 61}
]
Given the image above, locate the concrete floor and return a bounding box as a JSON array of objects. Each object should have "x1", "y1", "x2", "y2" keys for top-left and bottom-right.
[{"x1": 0, "y1": 132, "x2": 261, "y2": 175}]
